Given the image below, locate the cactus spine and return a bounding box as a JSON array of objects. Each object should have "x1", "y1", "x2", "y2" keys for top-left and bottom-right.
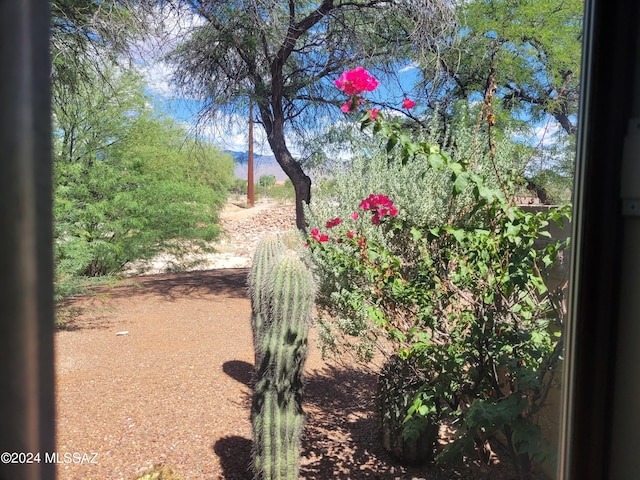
[
  {"x1": 248, "y1": 236, "x2": 287, "y2": 370},
  {"x1": 250, "y1": 250, "x2": 314, "y2": 480}
]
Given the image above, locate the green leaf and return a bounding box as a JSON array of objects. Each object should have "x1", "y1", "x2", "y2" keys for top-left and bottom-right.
[
  {"x1": 449, "y1": 162, "x2": 464, "y2": 175},
  {"x1": 453, "y1": 173, "x2": 469, "y2": 194},
  {"x1": 366, "y1": 306, "x2": 387, "y2": 327},
  {"x1": 444, "y1": 226, "x2": 465, "y2": 243},
  {"x1": 386, "y1": 135, "x2": 398, "y2": 153},
  {"x1": 428, "y1": 153, "x2": 444, "y2": 170}
]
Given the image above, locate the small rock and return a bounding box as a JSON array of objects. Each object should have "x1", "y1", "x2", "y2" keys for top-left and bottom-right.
[{"x1": 115, "y1": 331, "x2": 129, "y2": 336}]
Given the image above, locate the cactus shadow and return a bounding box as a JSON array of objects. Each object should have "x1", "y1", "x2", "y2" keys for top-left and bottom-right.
[
  {"x1": 301, "y1": 365, "x2": 404, "y2": 479},
  {"x1": 223, "y1": 360, "x2": 255, "y2": 387},
  {"x1": 301, "y1": 366, "x2": 518, "y2": 480},
  {"x1": 213, "y1": 435, "x2": 253, "y2": 480}
]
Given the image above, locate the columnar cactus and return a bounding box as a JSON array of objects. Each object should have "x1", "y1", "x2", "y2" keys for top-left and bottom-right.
[
  {"x1": 248, "y1": 236, "x2": 287, "y2": 369},
  {"x1": 250, "y1": 252, "x2": 315, "y2": 480}
]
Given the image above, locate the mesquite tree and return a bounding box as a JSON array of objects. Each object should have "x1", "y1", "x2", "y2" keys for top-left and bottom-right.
[
  {"x1": 166, "y1": 0, "x2": 456, "y2": 229},
  {"x1": 413, "y1": 0, "x2": 583, "y2": 201}
]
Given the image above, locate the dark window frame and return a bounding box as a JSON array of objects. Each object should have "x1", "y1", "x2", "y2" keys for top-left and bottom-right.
[{"x1": 2, "y1": 0, "x2": 639, "y2": 478}]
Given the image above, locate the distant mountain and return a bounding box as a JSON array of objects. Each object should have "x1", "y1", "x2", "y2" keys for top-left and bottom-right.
[
  {"x1": 224, "y1": 150, "x2": 274, "y2": 165},
  {"x1": 225, "y1": 150, "x2": 289, "y2": 181}
]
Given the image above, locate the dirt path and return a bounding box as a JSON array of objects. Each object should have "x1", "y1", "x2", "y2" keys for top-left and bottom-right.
[
  {"x1": 124, "y1": 198, "x2": 297, "y2": 275},
  {"x1": 55, "y1": 270, "x2": 409, "y2": 480}
]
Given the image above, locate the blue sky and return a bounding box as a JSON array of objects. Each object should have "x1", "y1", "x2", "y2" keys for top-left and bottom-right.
[
  {"x1": 136, "y1": 7, "x2": 563, "y2": 167},
  {"x1": 134, "y1": 7, "x2": 431, "y2": 156}
]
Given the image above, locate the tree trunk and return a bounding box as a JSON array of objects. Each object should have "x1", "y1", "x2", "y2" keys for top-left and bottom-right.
[
  {"x1": 268, "y1": 134, "x2": 311, "y2": 231},
  {"x1": 258, "y1": 101, "x2": 311, "y2": 231}
]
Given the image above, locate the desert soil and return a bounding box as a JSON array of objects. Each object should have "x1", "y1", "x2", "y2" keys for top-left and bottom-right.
[{"x1": 55, "y1": 198, "x2": 516, "y2": 480}]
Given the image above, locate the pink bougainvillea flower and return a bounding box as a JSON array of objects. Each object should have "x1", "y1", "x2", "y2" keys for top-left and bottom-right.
[
  {"x1": 340, "y1": 99, "x2": 355, "y2": 113},
  {"x1": 360, "y1": 194, "x2": 394, "y2": 210},
  {"x1": 310, "y1": 228, "x2": 323, "y2": 242},
  {"x1": 340, "y1": 97, "x2": 363, "y2": 113},
  {"x1": 402, "y1": 98, "x2": 416, "y2": 109},
  {"x1": 346, "y1": 231, "x2": 355, "y2": 239},
  {"x1": 325, "y1": 217, "x2": 342, "y2": 229},
  {"x1": 351, "y1": 211, "x2": 359, "y2": 220},
  {"x1": 318, "y1": 234, "x2": 329, "y2": 242},
  {"x1": 368, "y1": 108, "x2": 380, "y2": 120},
  {"x1": 357, "y1": 237, "x2": 367, "y2": 248},
  {"x1": 335, "y1": 66, "x2": 379, "y2": 96},
  {"x1": 359, "y1": 194, "x2": 399, "y2": 223}
]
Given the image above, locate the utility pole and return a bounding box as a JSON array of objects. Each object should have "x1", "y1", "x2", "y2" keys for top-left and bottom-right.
[{"x1": 247, "y1": 100, "x2": 255, "y2": 207}]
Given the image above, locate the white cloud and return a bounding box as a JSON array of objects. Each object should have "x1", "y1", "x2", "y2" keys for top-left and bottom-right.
[
  {"x1": 138, "y1": 61, "x2": 176, "y2": 97},
  {"x1": 398, "y1": 61, "x2": 419, "y2": 74},
  {"x1": 533, "y1": 119, "x2": 563, "y2": 148},
  {"x1": 188, "y1": 112, "x2": 273, "y2": 156}
]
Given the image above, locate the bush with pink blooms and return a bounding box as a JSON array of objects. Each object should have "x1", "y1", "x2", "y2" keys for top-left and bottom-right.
[{"x1": 306, "y1": 66, "x2": 571, "y2": 476}]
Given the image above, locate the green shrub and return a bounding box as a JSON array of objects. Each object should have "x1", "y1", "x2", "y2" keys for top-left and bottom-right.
[
  {"x1": 305, "y1": 105, "x2": 569, "y2": 476},
  {"x1": 53, "y1": 67, "x2": 234, "y2": 284},
  {"x1": 268, "y1": 181, "x2": 295, "y2": 203},
  {"x1": 230, "y1": 177, "x2": 248, "y2": 195},
  {"x1": 258, "y1": 175, "x2": 276, "y2": 188},
  {"x1": 54, "y1": 118, "x2": 233, "y2": 279}
]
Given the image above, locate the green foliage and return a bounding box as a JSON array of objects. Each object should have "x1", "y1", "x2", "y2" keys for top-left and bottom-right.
[
  {"x1": 266, "y1": 180, "x2": 295, "y2": 203},
  {"x1": 454, "y1": 0, "x2": 583, "y2": 130},
  {"x1": 307, "y1": 108, "x2": 531, "y2": 235},
  {"x1": 230, "y1": 178, "x2": 249, "y2": 195},
  {"x1": 53, "y1": 66, "x2": 234, "y2": 284},
  {"x1": 306, "y1": 109, "x2": 570, "y2": 476},
  {"x1": 258, "y1": 175, "x2": 276, "y2": 188},
  {"x1": 249, "y1": 248, "x2": 315, "y2": 480},
  {"x1": 51, "y1": 0, "x2": 143, "y2": 98},
  {"x1": 415, "y1": 0, "x2": 583, "y2": 200}
]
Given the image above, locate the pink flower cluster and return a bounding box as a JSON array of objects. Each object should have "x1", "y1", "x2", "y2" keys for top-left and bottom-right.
[
  {"x1": 335, "y1": 66, "x2": 379, "y2": 113},
  {"x1": 335, "y1": 66, "x2": 379, "y2": 96},
  {"x1": 309, "y1": 194, "x2": 398, "y2": 244},
  {"x1": 368, "y1": 108, "x2": 380, "y2": 120},
  {"x1": 359, "y1": 194, "x2": 398, "y2": 225},
  {"x1": 402, "y1": 98, "x2": 416, "y2": 109},
  {"x1": 310, "y1": 228, "x2": 329, "y2": 243},
  {"x1": 325, "y1": 217, "x2": 342, "y2": 228},
  {"x1": 340, "y1": 98, "x2": 362, "y2": 113},
  {"x1": 335, "y1": 67, "x2": 416, "y2": 116}
]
